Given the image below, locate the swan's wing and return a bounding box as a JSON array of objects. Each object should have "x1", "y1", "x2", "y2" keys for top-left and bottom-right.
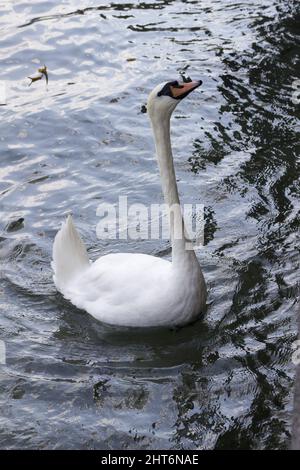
[
  {"x1": 71, "y1": 253, "x2": 171, "y2": 300},
  {"x1": 61, "y1": 253, "x2": 175, "y2": 326}
]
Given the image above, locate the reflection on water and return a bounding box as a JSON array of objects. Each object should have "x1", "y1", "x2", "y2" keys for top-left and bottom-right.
[{"x1": 0, "y1": 0, "x2": 299, "y2": 449}]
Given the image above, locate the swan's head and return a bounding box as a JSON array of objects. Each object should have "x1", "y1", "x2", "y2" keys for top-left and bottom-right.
[{"x1": 147, "y1": 79, "x2": 202, "y2": 121}]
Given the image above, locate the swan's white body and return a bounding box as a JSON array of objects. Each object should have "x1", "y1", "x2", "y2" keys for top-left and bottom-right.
[{"x1": 52, "y1": 80, "x2": 206, "y2": 327}]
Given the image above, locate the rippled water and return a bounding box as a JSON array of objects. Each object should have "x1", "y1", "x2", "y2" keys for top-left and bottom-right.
[{"x1": 0, "y1": 0, "x2": 299, "y2": 450}]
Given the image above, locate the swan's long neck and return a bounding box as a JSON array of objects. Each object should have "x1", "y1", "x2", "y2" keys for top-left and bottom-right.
[{"x1": 150, "y1": 111, "x2": 196, "y2": 267}]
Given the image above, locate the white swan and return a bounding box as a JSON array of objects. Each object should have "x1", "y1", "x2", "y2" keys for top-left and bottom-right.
[{"x1": 52, "y1": 79, "x2": 207, "y2": 327}]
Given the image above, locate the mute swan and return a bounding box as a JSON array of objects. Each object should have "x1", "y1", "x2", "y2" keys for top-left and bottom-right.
[{"x1": 52, "y1": 79, "x2": 207, "y2": 327}]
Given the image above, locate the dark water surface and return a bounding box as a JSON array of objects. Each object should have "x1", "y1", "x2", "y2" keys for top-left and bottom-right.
[{"x1": 0, "y1": 0, "x2": 299, "y2": 449}]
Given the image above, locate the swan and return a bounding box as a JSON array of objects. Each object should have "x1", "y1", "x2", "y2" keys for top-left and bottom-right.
[{"x1": 52, "y1": 78, "x2": 207, "y2": 327}]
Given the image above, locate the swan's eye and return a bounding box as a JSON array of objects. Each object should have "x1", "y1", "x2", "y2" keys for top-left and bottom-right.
[
  {"x1": 157, "y1": 83, "x2": 171, "y2": 97},
  {"x1": 171, "y1": 81, "x2": 184, "y2": 89}
]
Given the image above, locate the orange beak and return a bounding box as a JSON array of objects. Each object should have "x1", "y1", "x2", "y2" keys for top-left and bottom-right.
[{"x1": 170, "y1": 80, "x2": 202, "y2": 99}]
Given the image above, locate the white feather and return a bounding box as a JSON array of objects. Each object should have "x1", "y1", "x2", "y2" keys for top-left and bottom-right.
[{"x1": 52, "y1": 215, "x2": 89, "y2": 291}]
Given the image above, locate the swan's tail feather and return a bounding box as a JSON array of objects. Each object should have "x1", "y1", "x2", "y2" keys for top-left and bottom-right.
[{"x1": 52, "y1": 215, "x2": 89, "y2": 291}]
